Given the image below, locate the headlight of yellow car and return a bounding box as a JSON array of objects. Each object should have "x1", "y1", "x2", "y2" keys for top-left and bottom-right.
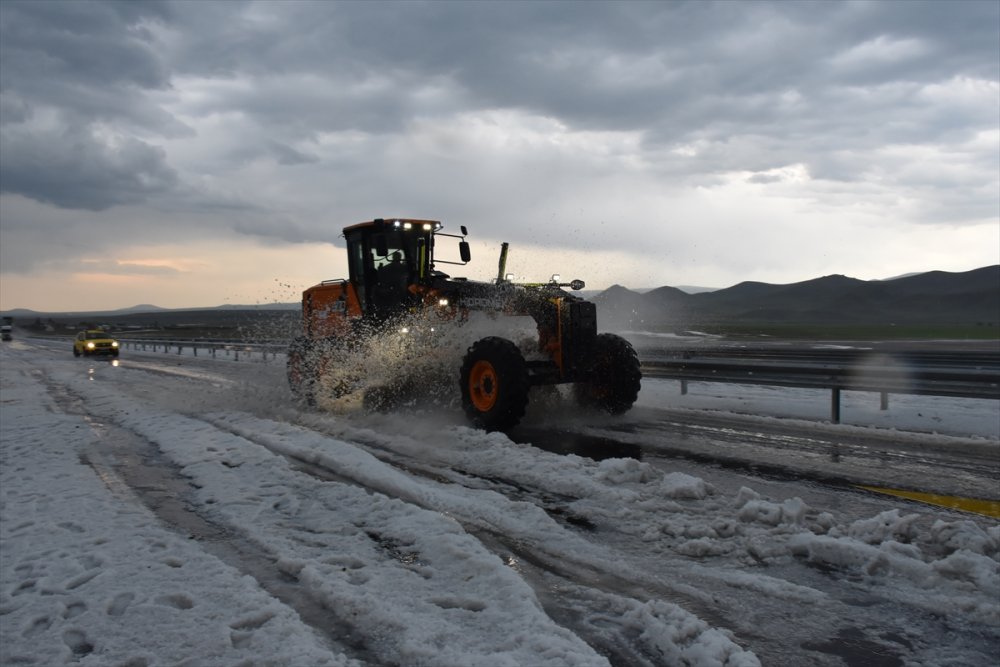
[
  {"x1": 112, "y1": 341, "x2": 119, "y2": 348},
  {"x1": 86, "y1": 342, "x2": 95, "y2": 349}
]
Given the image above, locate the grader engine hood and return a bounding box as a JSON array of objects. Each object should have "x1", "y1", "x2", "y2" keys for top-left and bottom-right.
[
  {"x1": 433, "y1": 276, "x2": 578, "y2": 315},
  {"x1": 432, "y1": 275, "x2": 599, "y2": 383},
  {"x1": 440, "y1": 279, "x2": 519, "y2": 312}
]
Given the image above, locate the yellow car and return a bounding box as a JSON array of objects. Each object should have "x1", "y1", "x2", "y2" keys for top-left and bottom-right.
[{"x1": 73, "y1": 330, "x2": 120, "y2": 357}]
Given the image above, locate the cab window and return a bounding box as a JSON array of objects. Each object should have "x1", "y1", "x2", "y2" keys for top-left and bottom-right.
[{"x1": 370, "y1": 231, "x2": 410, "y2": 269}]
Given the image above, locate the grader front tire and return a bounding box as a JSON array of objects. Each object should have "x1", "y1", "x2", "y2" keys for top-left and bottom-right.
[{"x1": 460, "y1": 337, "x2": 530, "y2": 432}]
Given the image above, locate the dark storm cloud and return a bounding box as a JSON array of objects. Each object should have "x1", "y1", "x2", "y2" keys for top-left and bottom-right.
[
  {"x1": 0, "y1": 0, "x2": 175, "y2": 123},
  {"x1": 0, "y1": 0, "x2": 185, "y2": 211},
  {"x1": 162, "y1": 0, "x2": 999, "y2": 185},
  {"x1": 141, "y1": 1, "x2": 998, "y2": 136},
  {"x1": 0, "y1": 127, "x2": 178, "y2": 211},
  {"x1": 0, "y1": 0, "x2": 997, "y2": 278},
  {"x1": 288, "y1": 2, "x2": 995, "y2": 130}
]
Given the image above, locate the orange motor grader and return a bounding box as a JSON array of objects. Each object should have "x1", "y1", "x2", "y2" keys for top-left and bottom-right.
[{"x1": 287, "y1": 217, "x2": 641, "y2": 432}]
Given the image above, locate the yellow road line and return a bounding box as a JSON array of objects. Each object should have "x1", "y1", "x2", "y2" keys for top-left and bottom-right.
[{"x1": 858, "y1": 486, "x2": 1000, "y2": 519}]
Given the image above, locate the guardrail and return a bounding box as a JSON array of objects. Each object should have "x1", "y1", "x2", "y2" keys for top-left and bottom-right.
[
  {"x1": 117, "y1": 338, "x2": 286, "y2": 361},
  {"x1": 29, "y1": 334, "x2": 287, "y2": 361},
  {"x1": 641, "y1": 348, "x2": 1000, "y2": 423}
]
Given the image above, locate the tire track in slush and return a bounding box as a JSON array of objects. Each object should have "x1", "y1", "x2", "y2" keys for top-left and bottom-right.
[
  {"x1": 43, "y1": 370, "x2": 683, "y2": 666},
  {"x1": 198, "y1": 414, "x2": 868, "y2": 667},
  {"x1": 37, "y1": 363, "x2": 674, "y2": 665},
  {"x1": 210, "y1": 414, "x2": 963, "y2": 667},
  {"x1": 36, "y1": 372, "x2": 387, "y2": 666}
]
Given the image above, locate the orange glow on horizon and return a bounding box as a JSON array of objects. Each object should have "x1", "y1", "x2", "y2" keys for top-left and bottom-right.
[{"x1": 72, "y1": 273, "x2": 157, "y2": 285}]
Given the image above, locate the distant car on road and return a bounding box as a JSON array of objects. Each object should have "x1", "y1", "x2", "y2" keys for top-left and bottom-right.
[{"x1": 73, "y1": 330, "x2": 119, "y2": 357}]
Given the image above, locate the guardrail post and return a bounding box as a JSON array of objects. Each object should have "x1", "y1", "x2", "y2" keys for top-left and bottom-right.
[
  {"x1": 177, "y1": 345, "x2": 182, "y2": 355},
  {"x1": 681, "y1": 379, "x2": 688, "y2": 395},
  {"x1": 212, "y1": 346, "x2": 216, "y2": 358},
  {"x1": 193, "y1": 346, "x2": 198, "y2": 357},
  {"x1": 831, "y1": 388, "x2": 841, "y2": 424},
  {"x1": 880, "y1": 391, "x2": 889, "y2": 411}
]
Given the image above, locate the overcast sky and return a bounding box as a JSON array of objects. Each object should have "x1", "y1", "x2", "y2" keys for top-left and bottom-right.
[{"x1": 1, "y1": 0, "x2": 997, "y2": 312}]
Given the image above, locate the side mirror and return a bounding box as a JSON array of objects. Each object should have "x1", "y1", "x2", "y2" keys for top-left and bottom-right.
[
  {"x1": 459, "y1": 241, "x2": 471, "y2": 263},
  {"x1": 374, "y1": 234, "x2": 389, "y2": 257}
]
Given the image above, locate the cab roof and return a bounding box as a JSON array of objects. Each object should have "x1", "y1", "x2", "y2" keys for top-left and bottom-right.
[{"x1": 342, "y1": 218, "x2": 441, "y2": 234}]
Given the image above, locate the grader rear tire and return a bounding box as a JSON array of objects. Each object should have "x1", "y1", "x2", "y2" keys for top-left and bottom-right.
[
  {"x1": 289, "y1": 337, "x2": 365, "y2": 408},
  {"x1": 460, "y1": 337, "x2": 529, "y2": 432},
  {"x1": 286, "y1": 337, "x2": 317, "y2": 406},
  {"x1": 575, "y1": 333, "x2": 641, "y2": 415}
]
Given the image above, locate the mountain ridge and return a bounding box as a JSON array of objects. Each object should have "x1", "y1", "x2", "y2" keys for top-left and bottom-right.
[{"x1": 592, "y1": 265, "x2": 999, "y2": 329}]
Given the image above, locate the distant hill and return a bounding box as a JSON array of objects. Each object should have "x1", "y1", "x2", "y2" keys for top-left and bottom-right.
[
  {"x1": 1, "y1": 303, "x2": 298, "y2": 319},
  {"x1": 118, "y1": 304, "x2": 170, "y2": 314},
  {"x1": 592, "y1": 265, "x2": 1000, "y2": 330}
]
